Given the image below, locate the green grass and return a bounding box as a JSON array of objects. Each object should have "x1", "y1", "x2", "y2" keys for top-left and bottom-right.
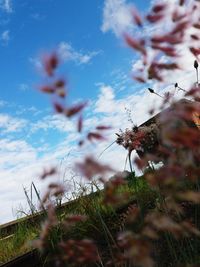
[
  {"x1": 36, "y1": 175, "x2": 158, "y2": 265},
  {"x1": 2, "y1": 174, "x2": 200, "y2": 266},
  {"x1": 0, "y1": 174, "x2": 150, "y2": 265},
  {"x1": 0, "y1": 222, "x2": 39, "y2": 264}
]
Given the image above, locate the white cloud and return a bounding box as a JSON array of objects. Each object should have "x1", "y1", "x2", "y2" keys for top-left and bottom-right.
[
  {"x1": 101, "y1": 0, "x2": 133, "y2": 37},
  {"x1": 0, "y1": 80, "x2": 181, "y2": 224},
  {"x1": 2, "y1": 0, "x2": 200, "y2": 224},
  {"x1": 0, "y1": 94, "x2": 137, "y2": 223},
  {"x1": 0, "y1": 132, "x2": 79, "y2": 224},
  {"x1": 15, "y1": 106, "x2": 41, "y2": 116},
  {"x1": 31, "y1": 114, "x2": 75, "y2": 134},
  {"x1": 1, "y1": 30, "x2": 10, "y2": 45},
  {"x1": 130, "y1": 1, "x2": 199, "y2": 92},
  {"x1": 94, "y1": 1, "x2": 200, "y2": 177},
  {"x1": 80, "y1": 83, "x2": 167, "y2": 176},
  {"x1": 58, "y1": 42, "x2": 100, "y2": 65},
  {"x1": 95, "y1": 85, "x2": 120, "y2": 113},
  {"x1": 94, "y1": 84, "x2": 164, "y2": 128},
  {"x1": 30, "y1": 42, "x2": 100, "y2": 71},
  {"x1": 0, "y1": 138, "x2": 39, "y2": 223},
  {"x1": 0, "y1": 77, "x2": 178, "y2": 224},
  {"x1": 0, "y1": 139, "x2": 37, "y2": 169},
  {"x1": 0, "y1": 114, "x2": 28, "y2": 133},
  {"x1": 0, "y1": 0, "x2": 12, "y2": 13}
]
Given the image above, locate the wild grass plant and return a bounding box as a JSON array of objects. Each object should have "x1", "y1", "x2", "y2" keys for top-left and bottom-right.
[
  {"x1": 0, "y1": 222, "x2": 38, "y2": 264},
  {"x1": 35, "y1": 0, "x2": 200, "y2": 265},
  {"x1": 1, "y1": 0, "x2": 200, "y2": 266},
  {"x1": 35, "y1": 174, "x2": 155, "y2": 266}
]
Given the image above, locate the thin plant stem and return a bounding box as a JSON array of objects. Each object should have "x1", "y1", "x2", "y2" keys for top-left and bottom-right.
[
  {"x1": 97, "y1": 211, "x2": 118, "y2": 267},
  {"x1": 154, "y1": 92, "x2": 164, "y2": 99},
  {"x1": 178, "y1": 86, "x2": 187, "y2": 92},
  {"x1": 32, "y1": 182, "x2": 45, "y2": 212},
  {"x1": 128, "y1": 151, "x2": 134, "y2": 175},
  {"x1": 128, "y1": 151, "x2": 137, "y2": 191},
  {"x1": 124, "y1": 153, "x2": 128, "y2": 171},
  {"x1": 23, "y1": 186, "x2": 36, "y2": 215},
  {"x1": 98, "y1": 141, "x2": 116, "y2": 159},
  {"x1": 196, "y1": 68, "x2": 199, "y2": 85}
]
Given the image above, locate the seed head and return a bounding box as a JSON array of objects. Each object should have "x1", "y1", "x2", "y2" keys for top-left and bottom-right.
[
  {"x1": 148, "y1": 88, "x2": 155, "y2": 93},
  {"x1": 194, "y1": 60, "x2": 199, "y2": 69}
]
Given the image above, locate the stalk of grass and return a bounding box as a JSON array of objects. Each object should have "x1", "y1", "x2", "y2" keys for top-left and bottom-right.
[
  {"x1": 0, "y1": 222, "x2": 39, "y2": 264},
  {"x1": 31, "y1": 182, "x2": 46, "y2": 211},
  {"x1": 98, "y1": 141, "x2": 116, "y2": 159},
  {"x1": 96, "y1": 210, "x2": 118, "y2": 267},
  {"x1": 23, "y1": 186, "x2": 36, "y2": 215}
]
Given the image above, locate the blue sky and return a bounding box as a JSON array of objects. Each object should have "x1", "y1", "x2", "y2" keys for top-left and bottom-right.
[
  {"x1": 0, "y1": 0, "x2": 147, "y2": 223},
  {"x1": 0, "y1": 0, "x2": 146, "y2": 106},
  {"x1": 0, "y1": 0, "x2": 195, "y2": 223}
]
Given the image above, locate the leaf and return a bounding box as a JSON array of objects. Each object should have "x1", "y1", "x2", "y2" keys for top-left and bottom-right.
[
  {"x1": 77, "y1": 115, "x2": 83, "y2": 133},
  {"x1": 148, "y1": 64, "x2": 163, "y2": 81},
  {"x1": 172, "y1": 10, "x2": 186, "y2": 22},
  {"x1": 190, "y1": 34, "x2": 199, "y2": 40},
  {"x1": 146, "y1": 14, "x2": 164, "y2": 23},
  {"x1": 76, "y1": 156, "x2": 113, "y2": 179},
  {"x1": 151, "y1": 44, "x2": 177, "y2": 57},
  {"x1": 133, "y1": 75, "x2": 146, "y2": 83},
  {"x1": 124, "y1": 34, "x2": 146, "y2": 56},
  {"x1": 96, "y1": 125, "x2": 111, "y2": 130},
  {"x1": 65, "y1": 102, "x2": 87, "y2": 117},
  {"x1": 56, "y1": 88, "x2": 66, "y2": 98},
  {"x1": 151, "y1": 34, "x2": 183, "y2": 45},
  {"x1": 171, "y1": 21, "x2": 189, "y2": 35},
  {"x1": 190, "y1": 47, "x2": 200, "y2": 58},
  {"x1": 40, "y1": 167, "x2": 57, "y2": 179},
  {"x1": 152, "y1": 4, "x2": 166, "y2": 13},
  {"x1": 179, "y1": 0, "x2": 185, "y2": 6},
  {"x1": 54, "y1": 103, "x2": 64, "y2": 113},
  {"x1": 132, "y1": 7, "x2": 143, "y2": 27},
  {"x1": 40, "y1": 86, "x2": 55, "y2": 94},
  {"x1": 154, "y1": 63, "x2": 179, "y2": 70},
  {"x1": 193, "y1": 23, "x2": 200, "y2": 30},
  {"x1": 54, "y1": 79, "x2": 65, "y2": 88},
  {"x1": 43, "y1": 53, "x2": 59, "y2": 77},
  {"x1": 87, "y1": 132, "x2": 105, "y2": 142}
]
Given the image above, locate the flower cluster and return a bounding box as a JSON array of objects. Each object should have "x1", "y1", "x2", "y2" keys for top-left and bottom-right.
[{"x1": 116, "y1": 127, "x2": 147, "y2": 152}]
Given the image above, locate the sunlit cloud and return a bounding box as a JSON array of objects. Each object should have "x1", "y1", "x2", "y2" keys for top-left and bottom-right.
[
  {"x1": 58, "y1": 41, "x2": 101, "y2": 65},
  {"x1": 101, "y1": 0, "x2": 133, "y2": 37},
  {"x1": 0, "y1": 114, "x2": 28, "y2": 134}
]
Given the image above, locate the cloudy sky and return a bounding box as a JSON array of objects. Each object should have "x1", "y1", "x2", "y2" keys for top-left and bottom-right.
[{"x1": 0, "y1": 0, "x2": 198, "y2": 224}]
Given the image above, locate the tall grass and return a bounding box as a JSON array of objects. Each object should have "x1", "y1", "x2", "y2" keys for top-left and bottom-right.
[
  {"x1": 1, "y1": 1, "x2": 200, "y2": 266},
  {"x1": 0, "y1": 222, "x2": 38, "y2": 264}
]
